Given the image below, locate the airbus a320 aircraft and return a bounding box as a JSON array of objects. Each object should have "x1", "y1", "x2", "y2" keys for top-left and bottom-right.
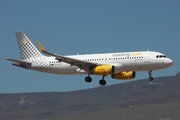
[{"x1": 6, "y1": 32, "x2": 173, "y2": 85}]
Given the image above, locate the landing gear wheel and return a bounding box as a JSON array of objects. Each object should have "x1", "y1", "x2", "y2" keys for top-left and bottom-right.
[
  {"x1": 148, "y1": 77, "x2": 153, "y2": 81},
  {"x1": 148, "y1": 71, "x2": 153, "y2": 81},
  {"x1": 99, "y1": 79, "x2": 106, "y2": 86},
  {"x1": 85, "y1": 76, "x2": 92, "y2": 83}
]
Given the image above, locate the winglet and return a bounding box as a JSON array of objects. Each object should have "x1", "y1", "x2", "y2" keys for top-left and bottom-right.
[{"x1": 36, "y1": 40, "x2": 45, "y2": 52}]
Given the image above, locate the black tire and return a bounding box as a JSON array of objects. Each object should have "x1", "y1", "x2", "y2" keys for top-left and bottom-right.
[
  {"x1": 99, "y1": 79, "x2": 106, "y2": 85},
  {"x1": 85, "y1": 76, "x2": 92, "y2": 83},
  {"x1": 148, "y1": 77, "x2": 153, "y2": 81}
]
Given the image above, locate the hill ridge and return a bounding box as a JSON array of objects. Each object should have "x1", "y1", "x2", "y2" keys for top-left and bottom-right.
[{"x1": 0, "y1": 72, "x2": 180, "y2": 120}]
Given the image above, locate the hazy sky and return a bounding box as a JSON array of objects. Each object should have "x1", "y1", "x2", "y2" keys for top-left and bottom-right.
[{"x1": 0, "y1": 0, "x2": 179, "y2": 93}]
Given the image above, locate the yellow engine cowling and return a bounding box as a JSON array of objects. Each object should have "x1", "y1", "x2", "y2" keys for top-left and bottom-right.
[
  {"x1": 111, "y1": 71, "x2": 136, "y2": 80},
  {"x1": 92, "y1": 65, "x2": 114, "y2": 75}
]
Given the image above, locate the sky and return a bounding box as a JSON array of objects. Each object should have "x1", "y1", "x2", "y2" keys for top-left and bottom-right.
[{"x1": 0, "y1": 0, "x2": 180, "y2": 93}]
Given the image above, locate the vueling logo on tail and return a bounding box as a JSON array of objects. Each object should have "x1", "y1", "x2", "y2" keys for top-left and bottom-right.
[
  {"x1": 23, "y1": 40, "x2": 27, "y2": 45},
  {"x1": 16, "y1": 32, "x2": 43, "y2": 59}
]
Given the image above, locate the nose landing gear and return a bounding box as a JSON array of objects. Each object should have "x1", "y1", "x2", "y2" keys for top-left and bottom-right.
[{"x1": 148, "y1": 70, "x2": 153, "y2": 81}]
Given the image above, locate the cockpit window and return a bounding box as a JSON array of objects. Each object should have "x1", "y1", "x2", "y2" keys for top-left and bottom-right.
[{"x1": 156, "y1": 55, "x2": 166, "y2": 58}]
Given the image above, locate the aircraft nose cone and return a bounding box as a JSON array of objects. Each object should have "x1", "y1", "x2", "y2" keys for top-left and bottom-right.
[{"x1": 166, "y1": 58, "x2": 173, "y2": 67}]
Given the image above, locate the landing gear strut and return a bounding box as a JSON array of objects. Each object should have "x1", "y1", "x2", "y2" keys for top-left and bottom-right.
[
  {"x1": 99, "y1": 76, "x2": 106, "y2": 86},
  {"x1": 148, "y1": 70, "x2": 153, "y2": 81}
]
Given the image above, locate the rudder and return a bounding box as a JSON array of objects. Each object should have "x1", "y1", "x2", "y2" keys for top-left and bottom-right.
[{"x1": 16, "y1": 32, "x2": 43, "y2": 60}]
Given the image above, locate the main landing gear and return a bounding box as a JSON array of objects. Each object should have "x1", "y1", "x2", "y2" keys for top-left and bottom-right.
[
  {"x1": 84, "y1": 75, "x2": 107, "y2": 85},
  {"x1": 85, "y1": 76, "x2": 92, "y2": 83},
  {"x1": 148, "y1": 70, "x2": 153, "y2": 81},
  {"x1": 99, "y1": 76, "x2": 106, "y2": 86}
]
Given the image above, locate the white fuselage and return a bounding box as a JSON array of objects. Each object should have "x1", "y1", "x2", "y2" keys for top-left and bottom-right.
[
  {"x1": 6, "y1": 32, "x2": 174, "y2": 85},
  {"x1": 25, "y1": 51, "x2": 173, "y2": 75}
]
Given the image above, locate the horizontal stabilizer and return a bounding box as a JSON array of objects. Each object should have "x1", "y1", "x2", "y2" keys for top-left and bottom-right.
[{"x1": 5, "y1": 58, "x2": 31, "y2": 65}]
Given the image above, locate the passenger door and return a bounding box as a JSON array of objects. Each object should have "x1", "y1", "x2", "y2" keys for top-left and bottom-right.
[{"x1": 144, "y1": 54, "x2": 150, "y2": 63}]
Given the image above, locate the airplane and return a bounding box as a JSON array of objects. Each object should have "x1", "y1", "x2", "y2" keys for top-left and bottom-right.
[{"x1": 6, "y1": 32, "x2": 173, "y2": 85}]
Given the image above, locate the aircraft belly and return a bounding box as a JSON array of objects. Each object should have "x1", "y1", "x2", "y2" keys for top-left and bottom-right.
[
  {"x1": 28, "y1": 60, "x2": 79, "y2": 74},
  {"x1": 123, "y1": 63, "x2": 164, "y2": 71},
  {"x1": 117, "y1": 62, "x2": 152, "y2": 71},
  {"x1": 48, "y1": 64, "x2": 79, "y2": 74}
]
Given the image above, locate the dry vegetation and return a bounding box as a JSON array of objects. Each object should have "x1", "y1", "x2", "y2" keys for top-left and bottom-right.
[{"x1": 0, "y1": 72, "x2": 180, "y2": 120}]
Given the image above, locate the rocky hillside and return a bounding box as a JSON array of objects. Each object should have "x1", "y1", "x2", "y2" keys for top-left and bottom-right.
[{"x1": 0, "y1": 72, "x2": 180, "y2": 120}]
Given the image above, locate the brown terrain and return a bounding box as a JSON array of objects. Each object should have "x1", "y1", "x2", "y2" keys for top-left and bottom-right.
[{"x1": 0, "y1": 72, "x2": 180, "y2": 120}]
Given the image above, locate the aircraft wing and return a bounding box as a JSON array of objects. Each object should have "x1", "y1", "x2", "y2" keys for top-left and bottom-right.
[
  {"x1": 36, "y1": 41, "x2": 97, "y2": 71},
  {"x1": 5, "y1": 58, "x2": 32, "y2": 65}
]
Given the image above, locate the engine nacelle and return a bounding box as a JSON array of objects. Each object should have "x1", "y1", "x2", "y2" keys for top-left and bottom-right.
[
  {"x1": 92, "y1": 65, "x2": 114, "y2": 75},
  {"x1": 111, "y1": 71, "x2": 136, "y2": 80}
]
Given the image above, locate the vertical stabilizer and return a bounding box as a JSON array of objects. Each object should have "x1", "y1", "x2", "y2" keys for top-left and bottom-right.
[{"x1": 16, "y1": 32, "x2": 43, "y2": 60}]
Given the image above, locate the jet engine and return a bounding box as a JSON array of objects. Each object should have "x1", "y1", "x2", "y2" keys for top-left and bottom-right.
[
  {"x1": 111, "y1": 71, "x2": 136, "y2": 80},
  {"x1": 91, "y1": 65, "x2": 114, "y2": 75}
]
